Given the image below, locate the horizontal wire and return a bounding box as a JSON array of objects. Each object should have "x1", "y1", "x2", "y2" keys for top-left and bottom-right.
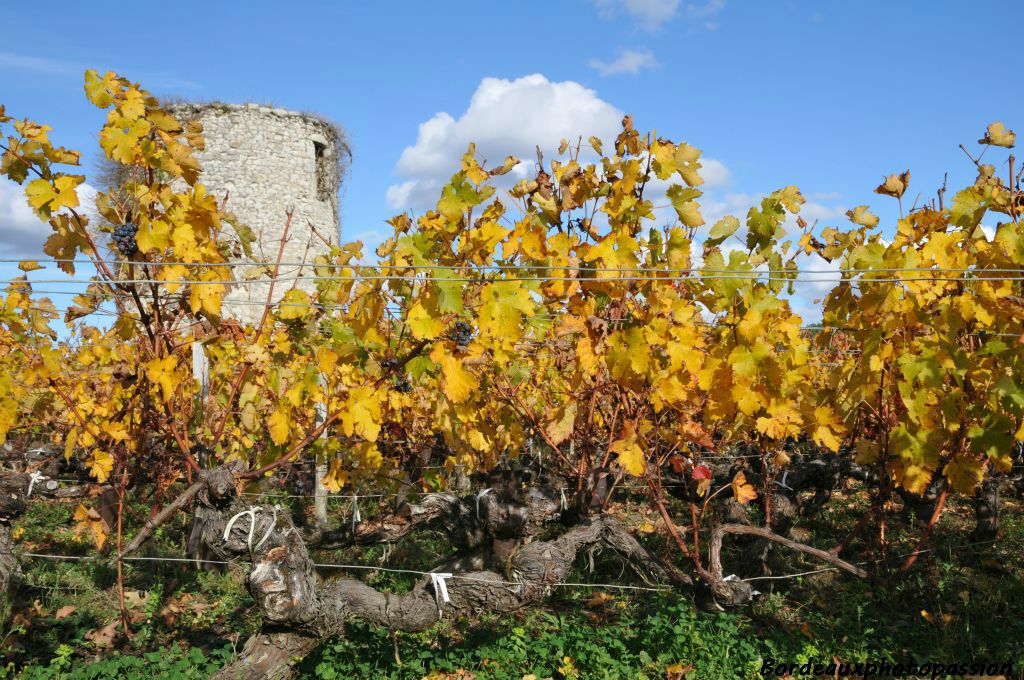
[
  {"x1": 8, "y1": 273, "x2": 1024, "y2": 285},
  {"x1": 14, "y1": 536, "x2": 1007, "y2": 593},
  {"x1": 3, "y1": 259, "x2": 1023, "y2": 274},
  {"x1": 14, "y1": 299, "x2": 1024, "y2": 340},
  {"x1": 14, "y1": 551, "x2": 669, "y2": 592}
]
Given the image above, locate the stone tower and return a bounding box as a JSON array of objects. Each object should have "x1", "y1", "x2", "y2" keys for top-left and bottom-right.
[{"x1": 168, "y1": 102, "x2": 346, "y2": 324}]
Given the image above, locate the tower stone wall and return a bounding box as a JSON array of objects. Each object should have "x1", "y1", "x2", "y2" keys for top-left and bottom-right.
[{"x1": 168, "y1": 102, "x2": 345, "y2": 324}]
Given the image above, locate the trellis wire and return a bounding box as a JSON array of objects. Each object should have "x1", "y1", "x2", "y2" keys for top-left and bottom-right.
[
  {"x1": 4, "y1": 258, "x2": 1024, "y2": 276},
  {"x1": 10, "y1": 535, "x2": 1006, "y2": 592},
  {"x1": 13, "y1": 551, "x2": 669, "y2": 593},
  {"x1": 8, "y1": 272, "x2": 1024, "y2": 286}
]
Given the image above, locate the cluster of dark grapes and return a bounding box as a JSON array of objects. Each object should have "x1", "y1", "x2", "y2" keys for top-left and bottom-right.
[
  {"x1": 380, "y1": 357, "x2": 413, "y2": 392},
  {"x1": 449, "y1": 321, "x2": 473, "y2": 348},
  {"x1": 112, "y1": 222, "x2": 139, "y2": 257}
]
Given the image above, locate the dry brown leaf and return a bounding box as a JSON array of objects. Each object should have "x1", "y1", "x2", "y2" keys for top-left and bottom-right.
[
  {"x1": 86, "y1": 620, "x2": 119, "y2": 648},
  {"x1": 874, "y1": 170, "x2": 910, "y2": 199},
  {"x1": 54, "y1": 605, "x2": 76, "y2": 620}
]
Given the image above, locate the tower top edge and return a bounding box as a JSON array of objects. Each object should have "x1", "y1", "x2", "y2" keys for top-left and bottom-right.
[{"x1": 163, "y1": 101, "x2": 344, "y2": 141}]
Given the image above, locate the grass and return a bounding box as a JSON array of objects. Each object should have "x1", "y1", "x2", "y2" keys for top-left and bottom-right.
[{"x1": 4, "y1": 485, "x2": 1023, "y2": 679}]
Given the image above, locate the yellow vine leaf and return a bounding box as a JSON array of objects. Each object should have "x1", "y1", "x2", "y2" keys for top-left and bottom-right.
[
  {"x1": 83, "y1": 69, "x2": 118, "y2": 108},
  {"x1": 352, "y1": 441, "x2": 384, "y2": 470},
  {"x1": 407, "y1": 300, "x2": 445, "y2": 340},
  {"x1": 136, "y1": 219, "x2": 172, "y2": 254},
  {"x1": 24, "y1": 175, "x2": 82, "y2": 217},
  {"x1": 85, "y1": 449, "x2": 114, "y2": 483},
  {"x1": 73, "y1": 503, "x2": 108, "y2": 550},
  {"x1": 610, "y1": 436, "x2": 645, "y2": 476},
  {"x1": 891, "y1": 462, "x2": 933, "y2": 495},
  {"x1": 277, "y1": 288, "x2": 311, "y2": 321},
  {"x1": 145, "y1": 355, "x2": 178, "y2": 403},
  {"x1": 846, "y1": 205, "x2": 879, "y2": 228},
  {"x1": 268, "y1": 408, "x2": 290, "y2": 446},
  {"x1": 64, "y1": 427, "x2": 79, "y2": 461},
  {"x1": 811, "y1": 405, "x2": 845, "y2": 452},
  {"x1": 979, "y1": 122, "x2": 1015, "y2": 148},
  {"x1": 731, "y1": 471, "x2": 758, "y2": 504},
  {"x1": 477, "y1": 281, "x2": 535, "y2": 343},
  {"x1": 943, "y1": 456, "x2": 983, "y2": 495},
  {"x1": 99, "y1": 114, "x2": 151, "y2": 163},
  {"x1": 322, "y1": 459, "x2": 348, "y2": 492},
  {"x1": 755, "y1": 401, "x2": 802, "y2": 440},
  {"x1": 430, "y1": 343, "x2": 478, "y2": 404},
  {"x1": 340, "y1": 386, "x2": 382, "y2": 441},
  {"x1": 544, "y1": 402, "x2": 577, "y2": 446}
]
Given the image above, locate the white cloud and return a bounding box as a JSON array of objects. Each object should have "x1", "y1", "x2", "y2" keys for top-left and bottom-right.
[
  {"x1": 387, "y1": 74, "x2": 624, "y2": 211},
  {"x1": 685, "y1": 0, "x2": 726, "y2": 18},
  {"x1": 810, "y1": 190, "x2": 842, "y2": 201},
  {"x1": 589, "y1": 48, "x2": 659, "y2": 77},
  {"x1": 0, "y1": 50, "x2": 198, "y2": 90},
  {"x1": 0, "y1": 179, "x2": 99, "y2": 260},
  {"x1": 593, "y1": 0, "x2": 725, "y2": 30},
  {"x1": 0, "y1": 178, "x2": 48, "y2": 258},
  {"x1": 0, "y1": 51, "x2": 78, "y2": 76},
  {"x1": 698, "y1": 191, "x2": 760, "y2": 231},
  {"x1": 798, "y1": 201, "x2": 847, "y2": 226},
  {"x1": 594, "y1": 0, "x2": 681, "y2": 30}
]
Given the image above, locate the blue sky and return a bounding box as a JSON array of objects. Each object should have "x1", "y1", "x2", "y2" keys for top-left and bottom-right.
[{"x1": 1, "y1": 0, "x2": 1021, "y2": 319}]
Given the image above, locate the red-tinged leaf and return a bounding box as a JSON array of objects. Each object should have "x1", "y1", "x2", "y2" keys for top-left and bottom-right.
[{"x1": 692, "y1": 464, "x2": 712, "y2": 481}]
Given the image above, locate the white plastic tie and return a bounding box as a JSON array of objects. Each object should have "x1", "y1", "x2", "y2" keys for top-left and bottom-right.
[
  {"x1": 223, "y1": 506, "x2": 261, "y2": 550},
  {"x1": 723, "y1": 574, "x2": 739, "y2": 582},
  {"x1": 26, "y1": 471, "x2": 46, "y2": 498},
  {"x1": 430, "y1": 572, "x2": 453, "y2": 617},
  {"x1": 253, "y1": 505, "x2": 280, "y2": 552},
  {"x1": 559, "y1": 488, "x2": 568, "y2": 512},
  {"x1": 475, "y1": 488, "x2": 493, "y2": 519},
  {"x1": 350, "y1": 494, "x2": 361, "y2": 531},
  {"x1": 774, "y1": 470, "x2": 792, "y2": 491}
]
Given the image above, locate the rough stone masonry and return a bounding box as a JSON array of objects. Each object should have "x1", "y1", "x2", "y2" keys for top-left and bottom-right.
[{"x1": 168, "y1": 102, "x2": 345, "y2": 325}]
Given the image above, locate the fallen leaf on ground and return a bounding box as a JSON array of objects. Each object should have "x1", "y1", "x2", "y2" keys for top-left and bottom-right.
[
  {"x1": 86, "y1": 621, "x2": 119, "y2": 648},
  {"x1": 55, "y1": 605, "x2": 76, "y2": 620}
]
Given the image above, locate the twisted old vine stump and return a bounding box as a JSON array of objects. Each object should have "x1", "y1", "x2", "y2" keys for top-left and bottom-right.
[{"x1": 174, "y1": 469, "x2": 691, "y2": 679}]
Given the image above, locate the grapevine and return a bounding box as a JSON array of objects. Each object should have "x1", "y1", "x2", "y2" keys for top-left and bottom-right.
[{"x1": 0, "y1": 73, "x2": 1021, "y2": 675}]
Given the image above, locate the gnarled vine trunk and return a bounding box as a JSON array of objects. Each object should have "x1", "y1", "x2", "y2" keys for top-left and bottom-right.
[{"x1": 189, "y1": 475, "x2": 690, "y2": 679}]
